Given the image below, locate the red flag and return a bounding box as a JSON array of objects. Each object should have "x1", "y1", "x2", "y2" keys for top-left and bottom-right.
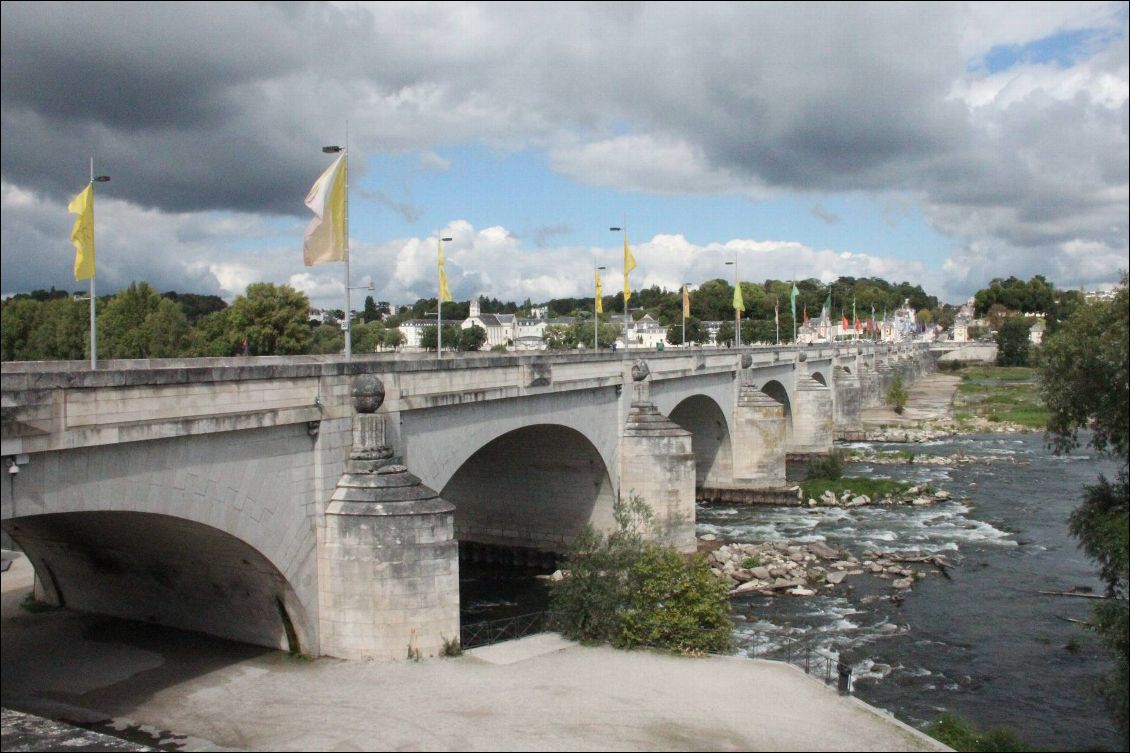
[
  {"x1": 841, "y1": 313, "x2": 849, "y2": 330},
  {"x1": 803, "y1": 304, "x2": 809, "y2": 325}
]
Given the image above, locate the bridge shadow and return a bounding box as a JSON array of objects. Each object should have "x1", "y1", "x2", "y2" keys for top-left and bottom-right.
[{"x1": 1, "y1": 553, "x2": 283, "y2": 735}]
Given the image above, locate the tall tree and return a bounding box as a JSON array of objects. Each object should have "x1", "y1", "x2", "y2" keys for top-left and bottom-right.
[
  {"x1": 227, "y1": 283, "x2": 312, "y2": 355},
  {"x1": 98, "y1": 282, "x2": 168, "y2": 358},
  {"x1": 1039, "y1": 279, "x2": 1129, "y2": 743},
  {"x1": 994, "y1": 317, "x2": 1031, "y2": 366}
]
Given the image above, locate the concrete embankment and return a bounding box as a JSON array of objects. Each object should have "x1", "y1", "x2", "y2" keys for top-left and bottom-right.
[{"x1": 2, "y1": 552, "x2": 947, "y2": 752}]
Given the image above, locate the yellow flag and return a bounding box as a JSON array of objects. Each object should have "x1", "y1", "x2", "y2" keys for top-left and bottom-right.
[
  {"x1": 303, "y1": 153, "x2": 347, "y2": 266},
  {"x1": 595, "y1": 269, "x2": 604, "y2": 314},
  {"x1": 682, "y1": 284, "x2": 691, "y2": 318},
  {"x1": 733, "y1": 280, "x2": 745, "y2": 312},
  {"x1": 623, "y1": 233, "x2": 636, "y2": 302},
  {"x1": 438, "y1": 238, "x2": 453, "y2": 303},
  {"x1": 69, "y1": 184, "x2": 95, "y2": 281}
]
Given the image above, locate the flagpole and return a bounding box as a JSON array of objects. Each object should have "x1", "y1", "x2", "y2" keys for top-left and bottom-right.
[
  {"x1": 624, "y1": 224, "x2": 629, "y2": 352},
  {"x1": 436, "y1": 240, "x2": 440, "y2": 357},
  {"x1": 89, "y1": 158, "x2": 97, "y2": 370},
  {"x1": 594, "y1": 263, "x2": 606, "y2": 351},
  {"x1": 343, "y1": 126, "x2": 352, "y2": 360},
  {"x1": 792, "y1": 282, "x2": 797, "y2": 345}
]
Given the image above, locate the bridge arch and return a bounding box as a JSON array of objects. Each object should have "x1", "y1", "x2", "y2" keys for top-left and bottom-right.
[
  {"x1": 440, "y1": 424, "x2": 615, "y2": 553},
  {"x1": 3, "y1": 511, "x2": 310, "y2": 652},
  {"x1": 759, "y1": 379, "x2": 793, "y2": 444},
  {"x1": 0, "y1": 424, "x2": 319, "y2": 651},
  {"x1": 400, "y1": 389, "x2": 619, "y2": 496},
  {"x1": 811, "y1": 370, "x2": 828, "y2": 387},
  {"x1": 668, "y1": 395, "x2": 733, "y2": 490}
]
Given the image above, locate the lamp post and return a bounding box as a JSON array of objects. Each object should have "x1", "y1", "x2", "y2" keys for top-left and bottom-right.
[
  {"x1": 682, "y1": 282, "x2": 692, "y2": 348},
  {"x1": 725, "y1": 259, "x2": 740, "y2": 348},
  {"x1": 322, "y1": 144, "x2": 352, "y2": 359},
  {"x1": 610, "y1": 226, "x2": 628, "y2": 351},
  {"x1": 437, "y1": 236, "x2": 453, "y2": 359},
  {"x1": 87, "y1": 163, "x2": 110, "y2": 370},
  {"x1": 594, "y1": 264, "x2": 606, "y2": 351}
]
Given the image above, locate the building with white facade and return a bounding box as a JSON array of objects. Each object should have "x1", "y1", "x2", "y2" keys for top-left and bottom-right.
[
  {"x1": 461, "y1": 299, "x2": 517, "y2": 350},
  {"x1": 617, "y1": 313, "x2": 669, "y2": 350},
  {"x1": 398, "y1": 319, "x2": 463, "y2": 350}
]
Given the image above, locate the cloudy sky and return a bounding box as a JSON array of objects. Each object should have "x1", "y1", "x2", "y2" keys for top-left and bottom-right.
[{"x1": 2, "y1": 2, "x2": 1127, "y2": 309}]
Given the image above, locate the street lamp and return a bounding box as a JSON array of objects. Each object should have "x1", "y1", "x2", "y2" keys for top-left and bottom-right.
[
  {"x1": 610, "y1": 226, "x2": 628, "y2": 351},
  {"x1": 437, "y1": 237, "x2": 453, "y2": 359},
  {"x1": 321, "y1": 144, "x2": 353, "y2": 359},
  {"x1": 726, "y1": 259, "x2": 740, "y2": 348},
  {"x1": 85, "y1": 165, "x2": 110, "y2": 370},
  {"x1": 682, "y1": 282, "x2": 692, "y2": 348},
  {"x1": 594, "y1": 265, "x2": 607, "y2": 352}
]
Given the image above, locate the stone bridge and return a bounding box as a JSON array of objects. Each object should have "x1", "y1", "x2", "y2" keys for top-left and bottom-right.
[{"x1": 1, "y1": 343, "x2": 933, "y2": 660}]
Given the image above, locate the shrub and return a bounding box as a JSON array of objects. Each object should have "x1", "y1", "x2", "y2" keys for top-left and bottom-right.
[
  {"x1": 887, "y1": 374, "x2": 909, "y2": 414},
  {"x1": 550, "y1": 494, "x2": 733, "y2": 655},
  {"x1": 927, "y1": 713, "x2": 1034, "y2": 752},
  {"x1": 805, "y1": 451, "x2": 844, "y2": 481}
]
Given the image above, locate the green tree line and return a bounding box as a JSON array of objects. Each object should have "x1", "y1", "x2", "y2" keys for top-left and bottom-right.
[{"x1": 6, "y1": 273, "x2": 1053, "y2": 361}]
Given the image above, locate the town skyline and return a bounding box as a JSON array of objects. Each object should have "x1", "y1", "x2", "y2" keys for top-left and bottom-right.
[{"x1": 2, "y1": 2, "x2": 1127, "y2": 310}]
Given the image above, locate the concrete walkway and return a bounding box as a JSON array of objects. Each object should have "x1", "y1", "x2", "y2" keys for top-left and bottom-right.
[{"x1": 2, "y1": 553, "x2": 947, "y2": 752}]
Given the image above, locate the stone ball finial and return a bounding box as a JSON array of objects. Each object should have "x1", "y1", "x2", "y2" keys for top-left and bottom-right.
[
  {"x1": 351, "y1": 374, "x2": 386, "y2": 414},
  {"x1": 741, "y1": 354, "x2": 753, "y2": 369},
  {"x1": 798, "y1": 352, "x2": 807, "y2": 363},
  {"x1": 631, "y1": 360, "x2": 650, "y2": 382}
]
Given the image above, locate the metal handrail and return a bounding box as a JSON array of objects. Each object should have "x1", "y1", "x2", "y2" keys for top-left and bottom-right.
[
  {"x1": 746, "y1": 630, "x2": 853, "y2": 694},
  {"x1": 460, "y1": 611, "x2": 553, "y2": 649}
]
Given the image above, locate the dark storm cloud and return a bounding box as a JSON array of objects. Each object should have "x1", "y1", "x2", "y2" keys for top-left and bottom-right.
[
  {"x1": 1, "y1": 2, "x2": 1126, "y2": 301},
  {"x1": 0, "y1": 2, "x2": 352, "y2": 214}
]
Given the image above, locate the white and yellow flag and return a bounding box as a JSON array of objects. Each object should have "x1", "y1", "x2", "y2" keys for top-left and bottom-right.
[
  {"x1": 438, "y1": 238, "x2": 453, "y2": 303},
  {"x1": 303, "y1": 153, "x2": 347, "y2": 266},
  {"x1": 69, "y1": 184, "x2": 95, "y2": 281}
]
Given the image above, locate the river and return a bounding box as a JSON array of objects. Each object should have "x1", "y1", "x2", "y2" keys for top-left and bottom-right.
[{"x1": 697, "y1": 431, "x2": 1122, "y2": 751}]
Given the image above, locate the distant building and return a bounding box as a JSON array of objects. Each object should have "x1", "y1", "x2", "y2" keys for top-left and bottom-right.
[
  {"x1": 616, "y1": 313, "x2": 668, "y2": 349},
  {"x1": 1029, "y1": 318, "x2": 1046, "y2": 345},
  {"x1": 399, "y1": 318, "x2": 463, "y2": 349},
  {"x1": 461, "y1": 298, "x2": 516, "y2": 350}
]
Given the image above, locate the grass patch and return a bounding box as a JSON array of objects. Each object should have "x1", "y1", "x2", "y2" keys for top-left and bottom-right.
[
  {"x1": 960, "y1": 366, "x2": 1037, "y2": 383},
  {"x1": 927, "y1": 712, "x2": 1037, "y2": 752},
  {"x1": 953, "y1": 366, "x2": 1047, "y2": 429},
  {"x1": 800, "y1": 476, "x2": 919, "y2": 502}
]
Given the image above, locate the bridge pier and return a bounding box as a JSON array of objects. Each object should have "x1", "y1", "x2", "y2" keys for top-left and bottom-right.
[
  {"x1": 319, "y1": 377, "x2": 459, "y2": 660},
  {"x1": 729, "y1": 384, "x2": 788, "y2": 488},
  {"x1": 787, "y1": 353, "x2": 834, "y2": 456},
  {"x1": 833, "y1": 362, "x2": 864, "y2": 440},
  {"x1": 619, "y1": 373, "x2": 696, "y2": 552}
]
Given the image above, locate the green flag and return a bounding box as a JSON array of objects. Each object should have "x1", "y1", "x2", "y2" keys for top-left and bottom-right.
[
  {"x1": 790, "y1": 283, "x2": 800, "y2": 317},
  {"x1": 733, "y1": 280, "x2": 744, "y2": 312}
]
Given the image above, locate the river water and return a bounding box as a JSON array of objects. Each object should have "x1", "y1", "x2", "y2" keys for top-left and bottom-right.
[{"x1": 697, "y1": 432, "x2": 1122, "y2": 751}]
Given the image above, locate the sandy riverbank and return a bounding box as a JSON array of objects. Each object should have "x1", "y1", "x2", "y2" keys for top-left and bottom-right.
[{"x1": 2, "y1": 553, "x2": 947, "y2": 752}]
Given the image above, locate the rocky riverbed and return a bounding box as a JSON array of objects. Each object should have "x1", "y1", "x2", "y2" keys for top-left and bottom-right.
[{"x1": 701, "y1": 537, "x2": 955, "y2": 598}]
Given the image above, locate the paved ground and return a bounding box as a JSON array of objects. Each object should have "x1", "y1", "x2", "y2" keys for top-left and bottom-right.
[{"x1": 2, "y1": 554, "x2": 947, "y2": 752}]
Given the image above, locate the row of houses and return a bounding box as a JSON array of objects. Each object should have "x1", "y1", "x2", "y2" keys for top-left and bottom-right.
[{"x1": 397, "y1": 299, "x2": 672, "y2": 351}]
